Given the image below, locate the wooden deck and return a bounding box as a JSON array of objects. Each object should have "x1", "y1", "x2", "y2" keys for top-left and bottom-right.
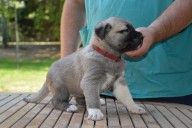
[{"x1": 0, "y1": 93, "x2": 192, "y2": 128}]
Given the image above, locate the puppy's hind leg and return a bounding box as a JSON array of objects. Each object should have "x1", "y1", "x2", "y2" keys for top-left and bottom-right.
[
  {"x1": 51, "y1": 87, "x2": 78, "y2": 112},
  {"x1": 75, "y1": 97, "x2": 86, "y2": 106},
  {"x1": 75, "y1": 97, "x2": 105, "y2": 106}
]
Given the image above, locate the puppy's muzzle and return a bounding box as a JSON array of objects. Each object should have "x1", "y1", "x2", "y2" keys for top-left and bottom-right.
[
  {"x1": 132, "y1": 31, "x2": 143, "y2": 49},
  {"x1": 122, "y1": 31, "x2": 143, "y2": 52}
]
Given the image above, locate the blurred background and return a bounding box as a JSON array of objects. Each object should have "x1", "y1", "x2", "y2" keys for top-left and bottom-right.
[{"x1": 0, "y1": 0, "x2": 65, "y2": 92}]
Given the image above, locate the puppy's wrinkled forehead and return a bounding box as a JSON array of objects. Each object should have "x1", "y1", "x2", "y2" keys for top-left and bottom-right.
[
  {"x1": 95, "y1": 17, "x2": 133, "y2": 40},
  {"x1": 106, "y1": 17, "x2": 132, "y2": 30}
]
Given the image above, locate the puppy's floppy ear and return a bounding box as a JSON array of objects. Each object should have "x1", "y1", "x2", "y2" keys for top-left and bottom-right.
[{"x1": 95, "y1": 22, "x2": 112, "y2": 40}]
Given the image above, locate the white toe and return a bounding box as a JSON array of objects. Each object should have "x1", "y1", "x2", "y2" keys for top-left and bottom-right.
[
  {"x1": 100, "y1": 99, "x2": 105, "y2": 105},
  {"x1": 129, "y1": 105, "x2": 146, "y2": 114},
  {"x1": 88, "y1": 108, "x2": 104, "y2": 121},
  {"x1": 66, "y1": 105, "x2": 78, "y2": 112}
]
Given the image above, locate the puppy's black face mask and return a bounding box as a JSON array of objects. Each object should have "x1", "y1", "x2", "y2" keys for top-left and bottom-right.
[
  {"x1": 119, "y1": 26, "x2": 143, "y2": 53},
  {"x1": 95, "y1": 18, "x2": 143, "y2": 53}
]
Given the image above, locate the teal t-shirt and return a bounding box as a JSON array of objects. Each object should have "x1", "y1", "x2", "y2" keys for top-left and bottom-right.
[{"x1": 80, "y1": 0, "x2": 192, "y2": 98}]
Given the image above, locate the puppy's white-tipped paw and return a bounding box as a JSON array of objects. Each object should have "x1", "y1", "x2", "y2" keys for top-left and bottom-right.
[
  {"x1": 88, "y1": 108, "x2": 104, "y2": 121},
  {"x1": 66, "y1": 105, "x2": 78, "y2": 112},
  {"x1": 129, "y1": 105, "x2": 146, "y2": 114},
  {"x1": 100, "y1": 99, "x2": 105, "y2": 105}
]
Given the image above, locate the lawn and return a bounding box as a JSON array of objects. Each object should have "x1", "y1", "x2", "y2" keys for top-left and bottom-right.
[{"x1": 0, "y1": 58, "x2": 58, "y2": 92}]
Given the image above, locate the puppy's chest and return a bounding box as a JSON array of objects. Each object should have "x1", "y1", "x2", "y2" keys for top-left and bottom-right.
[
  {"x1": 101, "y1": 73, "x2": 118, "y2": 92},
  {"x1": 104, "y1": 61, "x2": 125, "y2": 74}
]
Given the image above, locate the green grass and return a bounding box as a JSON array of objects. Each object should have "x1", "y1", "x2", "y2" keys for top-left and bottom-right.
[{"x1": 0, "y1": 58, "x2": 58, "y2": 92}]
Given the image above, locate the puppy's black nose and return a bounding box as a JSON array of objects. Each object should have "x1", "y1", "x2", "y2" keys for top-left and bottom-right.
[
  {"x1": 140, "y1": 34, "x2": 144, "y2": 40},
  {"x1": 132, "y1": 32, "x2": 143, "y2": 46},
  {"x1": 136, "y1": 32, "x2": 144, "y2": 41}
]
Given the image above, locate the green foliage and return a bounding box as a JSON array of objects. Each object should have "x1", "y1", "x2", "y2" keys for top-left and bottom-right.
[
  {"x1": 20, "y1": 0, "x2": 64, "y2": 41},
  {"x1": 0, "y1": 0, "x2": 65, "y2": 42}
]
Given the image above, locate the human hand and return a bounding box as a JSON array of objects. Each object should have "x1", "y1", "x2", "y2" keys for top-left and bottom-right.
[{"x1": 125, "y1": 27, "x2": 155, "y2": 58}]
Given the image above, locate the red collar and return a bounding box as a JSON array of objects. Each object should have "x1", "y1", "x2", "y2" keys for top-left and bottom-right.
[{"x1": 93, "y1": 44, "x2": 121, "y2": 62}]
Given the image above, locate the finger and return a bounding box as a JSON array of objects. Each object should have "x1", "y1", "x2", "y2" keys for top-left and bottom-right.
[
  {"x1": 125, "y1": 47, "x2": 146, "y2": 58},
  {"x1": 135, "y1": 27, "x2": 146, "y2": 32},
  {"x1": 125, "y1": 51, "x2": 141, "y2": 58}
]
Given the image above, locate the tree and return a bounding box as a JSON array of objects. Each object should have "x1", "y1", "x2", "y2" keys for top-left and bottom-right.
[
  {"x1": 0, "y1": 0, "x2": 65, "y2": 46},
  {"x1": 0, "y1": 0, "x2": 9, "y2": 48},
  {"x1": 18, "y1": 0, "x2": 65, "y2": 41}
]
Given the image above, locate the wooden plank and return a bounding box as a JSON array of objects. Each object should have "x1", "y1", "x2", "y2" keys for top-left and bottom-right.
[
  {"x1": 81, "y1": 111, "x2": 95, "y2": 128},
  {"x1": 168, "y1": 107, "x2": 192, "y2": 128},
  {"x1": 81, "y1": 98, "x2": 107, "y2": 128},
  {"x1": 156, "y1": 105, "x2": 187, "y2": 128},
  {"x1": 139, "y1": 104, "x2": 160, "y2": 128},
  {"x1": 0, "y1": 92, "x2": 31, "y2": 95},
  {"x1": 0, "y1": 93, "x2": 21, "y2": 96},
  {"x1": 115, "y1": 100, "x2": 134, "y2": 128},
  {"x1": 0, "y1": 94, "x2": 29, "y2": 114},
  {"x1": 94, "y1": 102, "x2": 107, "y2": 128},
  {"x1": 54, "y1": 111, "x2": 73, "y2": 128},
  {"x1": 144, "y1": 104, "x2": 174, "y2": 128},
  {"x1": 54, "y1": 97, "x2": 74, "y2": 128},
  {"x1": 0, "y1": 95, "x2": 9, "y2": 101},
  {"x1": 68, "y1": 106, "x2": 85, "y2": 128},
  {"x1": 0, "y1": 103, "x2": 35, "y2": 128},
  {"x1": 144, "y1": 102, "x2": 191, "y2": 109},
  {"x1": 26, "y1": 103, "x2": 53, "y2": 128},
  {"x1": 130, "y1": 111, "x2": 147, "y2": 128},
  {"x1": 11, "y1": 96, "x2": 52, "y2": 128},
  {"x1": 178, "y1": 108, "x2": 192, "y2": 120},
  {"x1": 40, "y1": 109, "x2": 62, "y2": 128},
  {"x1": 1, "y1": 93, "x2": 192, "y2": 128},
  {"x1": 0, "y1": 94, "x2": 20, "y2": 107},
  {"x1": 106, "y1": 98, "x2": 120, "y2": 127},
  {"x1": 67, "y1": 96, "x2": 85, "y2": 128},
  {"x1": 0, "y1": 100, "x2": 27, "y2": 124},
  {"x1": 94, "y1": 98, "x2": 107, "y2": 128}
]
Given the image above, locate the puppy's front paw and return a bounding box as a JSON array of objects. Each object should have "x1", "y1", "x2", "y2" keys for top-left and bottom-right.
[
  {"x1": 66, "y1": 105, "x2": 78, "y2": 112},
  {"x1": 88, "y1": 108, "x2": 104, "y2": 121},
  {"x1": 129, "y1": 105, "x2": 146, "y2": 114}
]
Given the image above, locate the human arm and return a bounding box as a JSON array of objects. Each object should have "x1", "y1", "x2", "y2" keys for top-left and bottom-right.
[
  {"x1": 60, "y1": 0, "x2": 85, "y2": 57},
  {"x1": 125, "y1": 0, "x2": 192, "y2": 57}
]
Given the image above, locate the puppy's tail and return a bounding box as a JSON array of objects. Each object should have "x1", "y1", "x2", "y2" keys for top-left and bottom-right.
[{"x1": 24, "y1": 83, "x2": 49, "y2": 103}]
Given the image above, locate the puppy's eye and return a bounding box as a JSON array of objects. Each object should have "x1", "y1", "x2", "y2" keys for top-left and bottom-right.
[{"x1": 118, "y1": 29, "x2": 129, "y2": 33}]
